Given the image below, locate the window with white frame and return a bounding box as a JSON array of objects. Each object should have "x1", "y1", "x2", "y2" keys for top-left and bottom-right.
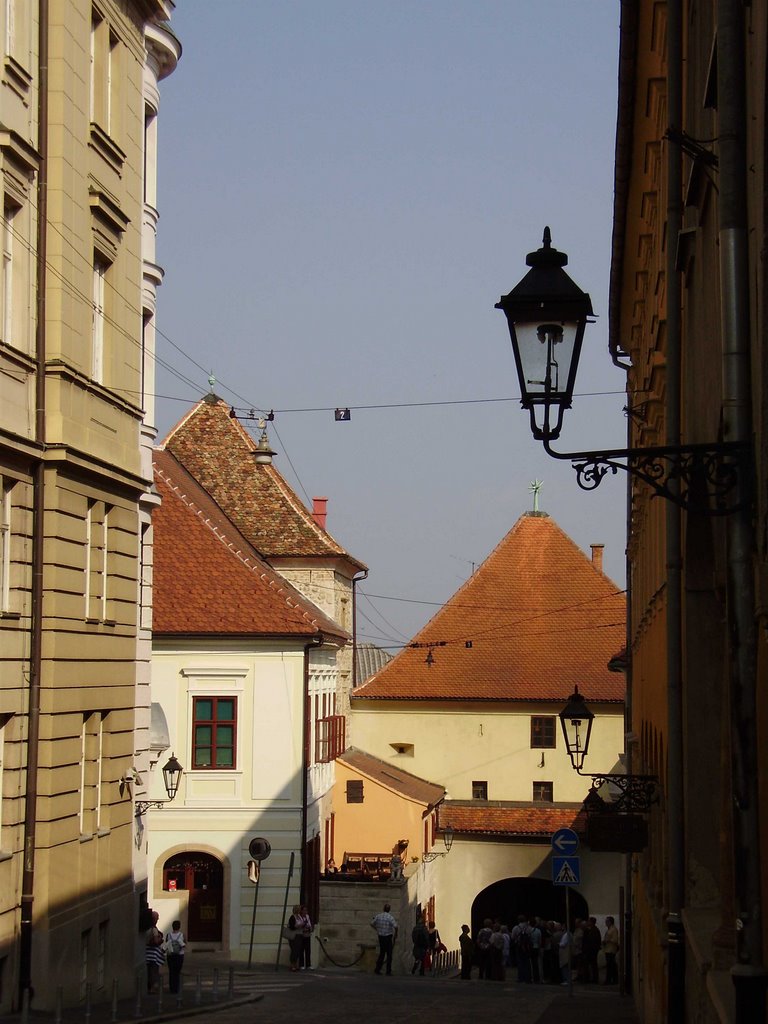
[
  {"x1": 0, "y1": 478, "x2": 12, "y2": 613},
  {"x1": 85, "y1": 500, "x2": 110, "y2": 621},
  {"x1": 90, "y1": 9, "x2": 120, "y2": 139},
  {"x1": 91, "y1": 255, "x2": 107, "y2": 383},
  {"x1": 79, "y1": 712, "x2": 107, "y2": 835}
]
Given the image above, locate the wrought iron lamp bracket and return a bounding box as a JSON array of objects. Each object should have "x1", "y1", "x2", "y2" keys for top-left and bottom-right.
[
  {"x1": 421, "y1": 851, "x2": 448, "y2": 863},
  {"x1": 542, "y1": 437, "x2": 749, "y2": 515},
  {"x1": 580, "y1": 772, "x2": 659, "y2": 813},
  {"x1": 134, "y1": 799, "x2": 172, "y2": 817}
]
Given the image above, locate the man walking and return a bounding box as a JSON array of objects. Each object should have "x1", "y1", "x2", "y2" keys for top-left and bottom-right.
[{"x1": 371, "y1": 903, "x2": 398, "y2": 975}]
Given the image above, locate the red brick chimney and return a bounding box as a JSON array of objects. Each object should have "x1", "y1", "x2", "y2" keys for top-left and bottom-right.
[
  {"x1": 590, "y1": 543, "x2": 604, "y2": 572},
  {"x1": 312, "y1": 497, "x2": 328, "y2": 530}
]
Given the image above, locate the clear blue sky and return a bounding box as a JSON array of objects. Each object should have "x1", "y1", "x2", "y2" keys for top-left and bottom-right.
[{"x1": 155, "y1": 1, "x2": 626, "y2": 648}]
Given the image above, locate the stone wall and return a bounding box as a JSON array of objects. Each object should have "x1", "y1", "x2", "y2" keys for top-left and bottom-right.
[{"x1": 317, "y1": 879, "x2": 413, "y2": 975}]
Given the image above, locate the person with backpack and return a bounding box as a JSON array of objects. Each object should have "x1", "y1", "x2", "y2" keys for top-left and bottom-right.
[
  {"x1": 164, "y1": 919, "x2": 186, "y2": 994},
  {"x1": 475, "y1": 918, "x2": 493, "y2": 979},
  {"x1": 511, "y1": 914, "x2": 533, "y2": 983}
]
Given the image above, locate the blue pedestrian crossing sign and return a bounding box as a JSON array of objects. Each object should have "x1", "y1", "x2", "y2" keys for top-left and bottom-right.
[{"x1": 552, "y1": 856, "x2": 581, "y2": 886}]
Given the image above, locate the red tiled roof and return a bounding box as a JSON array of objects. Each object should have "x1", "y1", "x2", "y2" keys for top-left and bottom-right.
[
  {"x1": 160, "y1": 398, "x2": 366, "y2": 568},
  {"x1": 152, "y1": 449, "x2": 347, "y2": 639},
  {"x1": 337, "y1": 747, "x2": 445, "y2": 806},
  {"x1": 353, "y1": 513, "x2": 625, "y2": 703},
  {"x1": 439, "y1": 802, "x2": 587, "y2": 838}
]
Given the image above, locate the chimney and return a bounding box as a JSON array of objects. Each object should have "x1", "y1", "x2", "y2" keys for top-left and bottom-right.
[
  {"x1": 312, "y1": 497, "x2": 328, "y2": 530},
  {"x1": 590, "y1": 544, "x2": 604, "y2": 573}
]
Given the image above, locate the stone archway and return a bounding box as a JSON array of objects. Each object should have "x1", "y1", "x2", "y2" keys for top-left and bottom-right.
[{"x1": 471, "y1": 876, "x2": 588, "y2": 932}]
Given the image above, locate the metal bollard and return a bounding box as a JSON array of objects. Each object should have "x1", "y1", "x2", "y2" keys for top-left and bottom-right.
[
  {"x1": 212, "y1": 967, "x2": 220, "y2": 1002},
  {"x1": 194, "y1": 971, "x2": 202, "y2": 1006},
  {"x1": 21, "y1": 987, "x2": 30, "y2": 1024},
  {"x1": 228, "y1": 966, "x2": 235, "y2": 999},
  {"x1": 55, "y1": 986, "x2": 63, "y2": 1024},
  {"x1": 134, "y1": 970, "x2": 142, "y2": 1018},
  {"x1": 111, "y1": 978, "x2": 119, "y2": 1022},
  {"x1": 156, "y1": 976, "x2": 164, "y2": 1014},
  {"x1": 84, "y1": 982, "x2": 92, "y2": 1024},
  {"x1": 176, "y1": 973, "x2": 183, "y2": 1009}
]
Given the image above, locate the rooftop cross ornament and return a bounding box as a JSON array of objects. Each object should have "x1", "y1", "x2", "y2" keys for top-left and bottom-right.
[{"x1": 529, "y1": 479, "x2": 543, "y2": 513}]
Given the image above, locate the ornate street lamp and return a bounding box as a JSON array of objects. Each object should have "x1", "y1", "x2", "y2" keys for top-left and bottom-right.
[
  {"x1": 496, "y1": 227, "x2": 594, "y2": 442},
  {"x1": 135, "y1": 753, "x2": 183, "y2": 816},
  {"x1": 497, "y1": 229, "x2": 748, "y2": 513},
  {"x1": 559, "y1": 688, "x2": 657, "y2": 813},
  {"x1": 422, "y1": 824, "x2": 455, "y2": 862}
]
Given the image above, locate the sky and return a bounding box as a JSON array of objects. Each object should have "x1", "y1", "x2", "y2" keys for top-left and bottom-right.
[{"x1": 154, "y1": 1, "x2": 627, "y2": 650}]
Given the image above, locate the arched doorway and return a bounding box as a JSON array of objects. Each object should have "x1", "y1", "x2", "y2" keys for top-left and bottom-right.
[
  {"x1": 163, "y1": 852, "x2": 224, "y2": 942},
  {"x1": 471, "y1": 877, "x2": 588, "y2": 932}
]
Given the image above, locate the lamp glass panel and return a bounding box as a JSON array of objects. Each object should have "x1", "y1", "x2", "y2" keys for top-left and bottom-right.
[{"x1": 513, "y1": 318, "x2": 580, "y2": 402}]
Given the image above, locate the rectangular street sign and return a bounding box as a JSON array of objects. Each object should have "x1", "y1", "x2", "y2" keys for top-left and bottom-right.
[{"x1": 552, "y1": 855, "x2": 581, "y2": 886}]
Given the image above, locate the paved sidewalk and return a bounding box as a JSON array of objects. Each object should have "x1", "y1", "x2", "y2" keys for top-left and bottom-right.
[{"x1": 0, "y1": 959, "x2": 640, "y2": 1024}]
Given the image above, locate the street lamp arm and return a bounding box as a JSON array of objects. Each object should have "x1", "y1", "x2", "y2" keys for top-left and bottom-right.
[
  {"x1": 542, "y1": 435, "x2": 749, "y2": 514},
  {"x1": 576, "y1": 770, "x2": 660, "y2": 814}
]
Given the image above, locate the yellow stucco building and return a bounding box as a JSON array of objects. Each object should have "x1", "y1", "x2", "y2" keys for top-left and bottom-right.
[{"x1": 0, "y1": 1, "x2": 178, "y2": 1011}]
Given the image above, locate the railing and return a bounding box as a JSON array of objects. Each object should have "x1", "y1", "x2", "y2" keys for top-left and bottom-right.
[{"x1": 31, "y1": 966, "x2": 240, "y2": 1024}]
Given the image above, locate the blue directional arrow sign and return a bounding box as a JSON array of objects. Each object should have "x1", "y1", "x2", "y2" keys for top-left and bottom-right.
[
  {"x1": 552, "y1": 856, "x2": 581, "y2": 886},
  {"x1": 551, "y1": 827, "x2": 579, "y2": 855}
]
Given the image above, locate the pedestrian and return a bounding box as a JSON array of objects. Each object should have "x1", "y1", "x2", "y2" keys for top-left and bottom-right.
[
  {"x1": 411, "y1": 916, "x2": 430, "y2": 975},
  {"x1": 459, "y1": 924, "x2": 474, "y2": 980},
  {"x1": 371, "y1": 903, "x2": 398, "y2": 975},
  {"x1": 286, "y1": 904, "x2": 303, "y2": 971},
  {"x1": 164, "y1": 920, "x2": 186, "y2": 994},
  {"x1": 297, "y1": 905, "x2": 314, "y2": 970},
  {"x1": 529, "y1": 916, "x2": 543, "y2": 983},
  {"x1": 145, "y1": 911, "x2": 165, "y2": 994},
  {"x1": 500, "y1": 924, "x2": 511, "y2": 968},
  {"x1": 489, "y1": 923, "x2": 505, "y2": 981},
  {"x1": 426, "y1": 920, "x2": 445, "y2": 970},
  {"x1": 475, "y1": 918, "x2": 493, "y2": 979},
  {"x1": 559, "y1": 926, "x2": 572, "y2": 986},
  {"x1": 603, "y1": 916, "x2": 620, "y2": 985},
  {"x1": 572, "y1": 918, "x2": 584, "y2": 981},
  {"x1": 544, "y1": 921, "x2": 561, "y2": 983},
  {"x1": 511, "y1": 914, "x2": 533, "y2": 983},
  {"x1": 582, "y1": 916, "x2": 601, "y2": 983}
]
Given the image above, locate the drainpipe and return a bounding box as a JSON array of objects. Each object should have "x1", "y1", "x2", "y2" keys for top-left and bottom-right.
[
  {"x1": 716, "y1": 2, "x2": 767, "y2": 1020},
  {"x1": 300, "y1": 634, "x2": 324, "y2": 904},
  {"x1": 351, "y1": 570, "x2": 368, "y2": 690},
  {"x1": 19, "y1": 0, "x2": 48, "y2": 1006},
  {"x1": 664, "y1": 1, "x2": 686, "y2": 1019}
]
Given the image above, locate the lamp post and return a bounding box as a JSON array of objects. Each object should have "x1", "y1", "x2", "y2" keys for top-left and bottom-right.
[
  {"x1": 135, "y1": 753, "x2": 183, "y2": 816},
  {"x1": 496, "y1": 229, "x2": 748, "y2": 514},
  {"x1": 558, "y1": 688, "x2": 657, "y2": 814}
]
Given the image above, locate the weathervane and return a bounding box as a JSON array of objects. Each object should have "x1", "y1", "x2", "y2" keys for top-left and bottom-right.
[{"x1": 529, "y1": 479, "x2": 543, "y2": 513}]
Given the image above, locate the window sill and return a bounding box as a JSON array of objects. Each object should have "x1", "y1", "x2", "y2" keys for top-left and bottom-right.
[
  {"x1": 79, "y1": 832, "x2": 95, "y2": 844},
  {"x1": 0, "y1": 849, "x2": 13, "y2": 862},
  {"x1": 4, "y1": 55, "x2": 32, "y2": 100},
  {"x1": 0, "y1": 610, "x2": 21, "y2": 620},
  {"x1": 89, "y1": 123, "x2": 126, "y2": 175}
]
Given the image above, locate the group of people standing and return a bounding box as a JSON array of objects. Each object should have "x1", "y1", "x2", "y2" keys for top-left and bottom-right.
[
  {"x1": 460, "y1": 913, "x2": 620, "y2": 986},
  {"x1": 286, "y1": 904, "x2": 315, "y2": 972},
  {"x1": 369, "y1": 905, "x2": 446, "y2": 977}
]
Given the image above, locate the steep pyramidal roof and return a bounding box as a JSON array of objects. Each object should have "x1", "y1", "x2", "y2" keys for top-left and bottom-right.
[
  {"x1": 160, "y1": 397, "x2": 366, "y2": 568},
  {"x1": 354, "y1": 512, "x2": 625, "y2": 703},
  {"x1": 153, "y1": 448, "x2": 347, "y2": 639}
]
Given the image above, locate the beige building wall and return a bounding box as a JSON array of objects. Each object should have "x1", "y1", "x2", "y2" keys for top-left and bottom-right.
[
  {"x1": 350, "y1": 701, "x2": 625, "y2": 805},
  {"x1": 0, "y1": 1, "x2": 178, "y2": 1012}
]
